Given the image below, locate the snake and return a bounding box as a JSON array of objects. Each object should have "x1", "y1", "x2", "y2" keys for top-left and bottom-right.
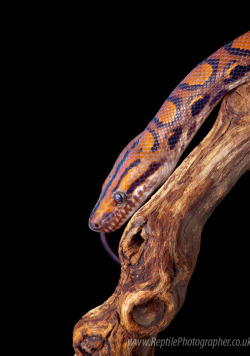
[{"x1": 88, "y1": 32, "x2": 250, "y2": 263}]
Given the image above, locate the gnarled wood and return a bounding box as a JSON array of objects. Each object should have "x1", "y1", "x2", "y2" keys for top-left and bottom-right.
[{"x1": 73, "y1": 82, "x2": 250, "y2": 356}]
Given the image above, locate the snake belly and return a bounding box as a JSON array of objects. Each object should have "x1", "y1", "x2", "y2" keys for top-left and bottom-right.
[{"x1": 89, "y1": 31, "x2": 250, "y2": 233}]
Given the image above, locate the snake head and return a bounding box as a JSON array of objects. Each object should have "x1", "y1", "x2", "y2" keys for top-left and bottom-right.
[{"x1": 89, "y1": 133, "x2": 164, "y2": 233}]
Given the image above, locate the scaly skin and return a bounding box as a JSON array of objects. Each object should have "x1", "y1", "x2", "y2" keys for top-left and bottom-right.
[{"x1": 89, "y1": 32, "x2": 250, "y2": 234}]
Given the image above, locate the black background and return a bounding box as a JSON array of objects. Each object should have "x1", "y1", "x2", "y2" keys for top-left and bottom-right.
[{"x1": 5, "y1": 5, "x2": 249, "y2": 356}]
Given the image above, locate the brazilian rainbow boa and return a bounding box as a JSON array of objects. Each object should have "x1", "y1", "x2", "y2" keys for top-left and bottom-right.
[{"x1": 89, "y1": 32, "x2": 250, "y2": 263}]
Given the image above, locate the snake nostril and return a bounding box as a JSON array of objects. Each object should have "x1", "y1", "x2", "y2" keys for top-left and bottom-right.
[{"x1": 89, "y1": 219, "x2": 102, "y2": 232}]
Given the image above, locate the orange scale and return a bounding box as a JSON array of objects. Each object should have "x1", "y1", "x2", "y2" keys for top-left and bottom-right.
[
  {"x1": 225, "y1": 62, "x2": 239, "y2": 78},
  {"x1": 183, "y1": 62, "x2": 213, "y2": 86},
  {"x1": 232, "y1": 34, "x2": 250, "y2": 51},
  {"x1": 141, "y1": 129, "x2": 155, "y2": 151},
  {"x1": 118, "y1": 166, "x2": 140, "y2": 191},
  {"x1": 157, "y1": 100, "x2": 177, "y2": 124},
  {"x1": 189, "y1": 95, "x2": 204, "y2": 106}
]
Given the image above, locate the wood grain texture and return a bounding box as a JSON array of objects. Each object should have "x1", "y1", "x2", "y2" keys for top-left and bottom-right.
[{"x1": 73, "y1": 81, "x2": 250, "y2": 356}]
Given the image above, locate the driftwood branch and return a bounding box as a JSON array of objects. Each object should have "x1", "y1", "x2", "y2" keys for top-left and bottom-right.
[{"x1": 73, "y1": 82, "x2": 250, "y2": 356}]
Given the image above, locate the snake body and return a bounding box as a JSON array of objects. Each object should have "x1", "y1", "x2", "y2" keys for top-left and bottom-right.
[{"x1": 89, "y1": 32, "x2": 250, "y2": 235}]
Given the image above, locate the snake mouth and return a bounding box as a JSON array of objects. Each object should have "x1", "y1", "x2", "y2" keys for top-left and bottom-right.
[
  {"x1": 89, "y1": 200, "x2": 138, "y2": 233},
  {"x1": 88, "y1": 211, "x2": 129, "y2": 233}
]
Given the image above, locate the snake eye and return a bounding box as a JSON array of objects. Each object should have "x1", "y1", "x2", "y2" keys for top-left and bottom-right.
[{"x1": 114, "y1": 191, "x2": 127, "y2": 204}]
